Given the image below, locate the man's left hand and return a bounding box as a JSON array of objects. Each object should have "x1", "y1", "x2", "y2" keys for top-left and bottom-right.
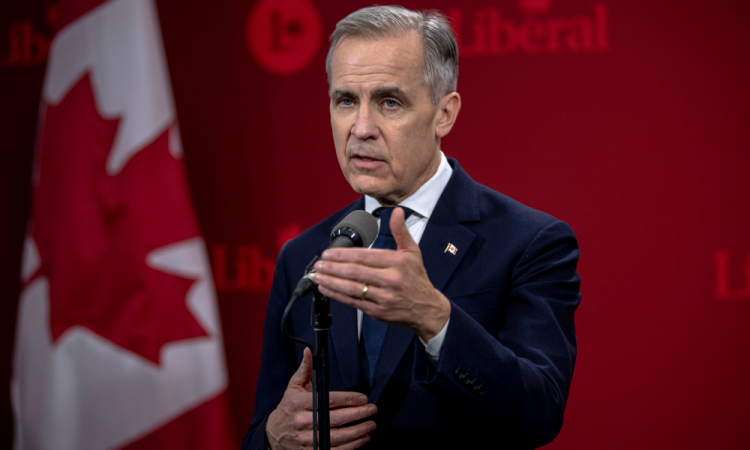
[{"x1": 314, "y1": 207, "x2": 451, "y2": 342}]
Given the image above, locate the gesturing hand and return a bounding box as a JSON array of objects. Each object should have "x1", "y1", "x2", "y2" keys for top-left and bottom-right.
[
  {"x1": 266, "y1": 348, "x2": 377, "y2": 450},
  {"x1": 314, "y1": 207, "x2": 451, "y2": 342}
]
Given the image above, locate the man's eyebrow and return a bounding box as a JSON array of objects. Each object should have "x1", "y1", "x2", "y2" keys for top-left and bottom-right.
[
  {"x1": 330, "y1": 89, "x2": 357, "y2": 99},
  {"x1": 329, "y1": 86, "x2": 411, "y2": 104},
  {"x1": 371, "y1": 86, "x2": 408, "y2": 99}
]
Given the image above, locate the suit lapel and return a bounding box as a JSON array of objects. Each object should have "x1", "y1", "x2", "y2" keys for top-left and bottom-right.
[
  {"x1": 368, "y1": 160, "x2": 480, "y2": 402},
  {"x1": 419, "y1": 198, "x2": 477, "y2": 292},
  {"x1": 421, "y1": 160, "x2": 480, "y2": 293}
]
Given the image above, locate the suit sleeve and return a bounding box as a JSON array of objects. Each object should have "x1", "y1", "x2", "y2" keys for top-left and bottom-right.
[
  {"x1": 413, "y1": 220, "x2": 581, "y2": 447},
  {"x1": 242, "y1": 243, "x2": 298, "y2": 450}
]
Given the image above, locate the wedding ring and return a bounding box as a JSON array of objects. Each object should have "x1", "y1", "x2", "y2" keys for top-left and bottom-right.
[{"x1": 361, "y1": 283, "x2": 369, "y2": 300}]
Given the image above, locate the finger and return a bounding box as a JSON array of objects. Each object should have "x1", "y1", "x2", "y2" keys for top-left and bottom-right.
[
  {"x1": 300, "y1": 430, "x2": 372, "y2": 450},
  {"x1": 330, "y1": 404, "x2": 377, "y2": 427},
  {"x1": 333, "y1": 435, "x2": 371, "y2": 450},
  {"x1": 328, "y1": 391, "x2": 369, "y2": 408},
  {"x1": 320, "y1": 247, "x2": 398, "y2": 267},
  {"x1": 314, "y1": 262, "x2": 394, "y2": 290},
  {"x1": 391, "y1": 207, "x2": 419, "y2": 253},
  {"x1": 317, "y1": 284, "x2": 384, "y2": 320},
  {"x1": 330, "y1": 421, "x2": 376, "y2": 448},
  {"x1": 287, "y1": 388, "x2": 368, "y2": 418},
  {"x1": 313, "y1": 272, "x2": 362, "y2": 300},
  {"x1": 287, "y1": 398, "x2": 370, "y2": 433},
  {"x1": 288, "y1": 347, "x2": 313, "y2": 389},
  {"x1": 316, "y1": 277, "x2": 388, "y2": 311}
]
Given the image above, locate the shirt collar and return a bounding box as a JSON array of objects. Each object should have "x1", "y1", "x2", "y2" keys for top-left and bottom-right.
[{"x1": 364, "y1": 151, "x2": 453, "y2": 219}]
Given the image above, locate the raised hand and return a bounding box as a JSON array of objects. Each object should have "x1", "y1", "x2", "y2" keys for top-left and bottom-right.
[{"x1": 315, "y1": 207, "x2": 451, "y2": 342}]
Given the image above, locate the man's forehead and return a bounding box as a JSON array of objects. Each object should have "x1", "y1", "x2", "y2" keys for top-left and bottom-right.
[
  {"x1": 328, "y1": 33, "x2": 426, "y2": 94},
  {"x1": 332, "y1": 33, "x2": 423, "y2": 69},
  {"x1": 334, "y1": 31, "x2": 422, "y2": 51}
]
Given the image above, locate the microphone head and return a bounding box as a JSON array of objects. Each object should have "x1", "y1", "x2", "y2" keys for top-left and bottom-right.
[{"x1": 331, "y1": 210, "x2": 378, "y2": 248}]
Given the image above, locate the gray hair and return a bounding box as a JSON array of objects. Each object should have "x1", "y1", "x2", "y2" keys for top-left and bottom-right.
[{"x1": 325, "y1": 5, "x2": 458, "y2": 104}]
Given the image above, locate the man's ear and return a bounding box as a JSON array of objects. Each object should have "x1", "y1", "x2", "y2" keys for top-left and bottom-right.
[{"x1": 435, "y1": 92, "x2": 461, "y2": 139}]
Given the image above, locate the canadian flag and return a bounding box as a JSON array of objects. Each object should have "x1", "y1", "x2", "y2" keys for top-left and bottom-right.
[{"x1": 11, "y1": 0, "x2": 235, "y2": 449}]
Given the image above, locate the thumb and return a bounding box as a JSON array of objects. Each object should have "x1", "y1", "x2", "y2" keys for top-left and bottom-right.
[
  {"x1": 391, "y1": 207, "x2": 418, "y2": 252},
  {"x1": 288, "y1": 347, "x2": 313, "y2": 390}
]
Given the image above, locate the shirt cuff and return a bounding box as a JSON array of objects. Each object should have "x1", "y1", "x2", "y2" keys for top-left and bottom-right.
[{"x1": 419, "y1": 318, "x2": 450, "y2": 365}]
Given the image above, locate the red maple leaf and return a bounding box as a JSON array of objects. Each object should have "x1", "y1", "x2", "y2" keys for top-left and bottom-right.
[{"x1": 31, "y1": 73, "x2": 208, "y2": 364}]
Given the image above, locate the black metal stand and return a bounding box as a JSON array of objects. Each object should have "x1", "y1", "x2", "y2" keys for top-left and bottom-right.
[{"x1": 311, "y1": 289, "x2": 331, "y2": 450}]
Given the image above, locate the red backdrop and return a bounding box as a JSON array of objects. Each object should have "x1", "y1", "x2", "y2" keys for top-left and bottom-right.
[{"x1": 1, "y1": 0, "x2": 749, "y2": 448}]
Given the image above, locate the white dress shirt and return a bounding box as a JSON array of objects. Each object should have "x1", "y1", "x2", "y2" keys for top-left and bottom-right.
[{"x1": 360, "y1": 151, "x2": 452, "y2": 364}]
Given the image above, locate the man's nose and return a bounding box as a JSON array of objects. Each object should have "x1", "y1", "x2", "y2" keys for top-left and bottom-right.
[{"x1": 351, "y1": 103, "x2": 380, "y2": 141}]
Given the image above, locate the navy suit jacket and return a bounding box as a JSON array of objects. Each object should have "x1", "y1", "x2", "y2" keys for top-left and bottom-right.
[{"x1": 243, "y1": 159, "x2": 581, "y2": 449}]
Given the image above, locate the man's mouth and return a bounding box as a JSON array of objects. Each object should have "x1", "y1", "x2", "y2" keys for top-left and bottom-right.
[{"x1": 353, "y1": 154, "x2": 382, "y2": 163}]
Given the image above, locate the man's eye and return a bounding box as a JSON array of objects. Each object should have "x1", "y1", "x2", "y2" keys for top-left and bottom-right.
[
  {"x1": 339, "y1": 98, "x2": 354, "y2": 107},
  {"x1": 384, "y1": 99, "x2": 399, "y2": 108}
]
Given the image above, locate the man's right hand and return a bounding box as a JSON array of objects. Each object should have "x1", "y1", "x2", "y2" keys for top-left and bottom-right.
[{"x1": 266, "y1": 347, "x2": 377, "y2": 450}]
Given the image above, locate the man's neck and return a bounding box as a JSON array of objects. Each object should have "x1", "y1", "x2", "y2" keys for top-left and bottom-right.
[{"x1": 364, "y1": 152, "x2": 453, "y2": 219}]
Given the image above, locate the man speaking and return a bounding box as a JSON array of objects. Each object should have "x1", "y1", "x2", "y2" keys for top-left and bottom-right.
[{"x1": 243, "y1": 5, "x2": 581, "y2": 450}]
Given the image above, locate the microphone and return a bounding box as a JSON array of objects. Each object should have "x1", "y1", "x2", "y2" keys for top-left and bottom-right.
[{"x1": 291, "y1": 210, "x2": 378, "y2": 299}]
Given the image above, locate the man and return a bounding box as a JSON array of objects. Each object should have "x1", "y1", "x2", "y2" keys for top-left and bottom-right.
[{"x1": 243, "y1": 6, "x2": 580, "y2": 450}]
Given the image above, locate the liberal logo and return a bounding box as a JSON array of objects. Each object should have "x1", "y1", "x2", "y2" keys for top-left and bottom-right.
[
  {"x1": 245, "y1": 0, "x2": 322, "y2": 75},
  {"x1": 0, "y1": 4, "x2": 58, "y2": 67},
  {"x1": 447, "y1": 0, "x2": 609, "y2": 56},
  {"x1": 212, "y1": 223, "x2": 302, "y2": 292}
]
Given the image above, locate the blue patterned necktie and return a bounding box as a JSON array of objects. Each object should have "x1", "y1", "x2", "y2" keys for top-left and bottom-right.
[{"x1": 361, "y1": 206, "x2": 413, "y2": 385}]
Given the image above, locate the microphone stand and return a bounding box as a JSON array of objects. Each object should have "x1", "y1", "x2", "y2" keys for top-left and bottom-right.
[
  {"x1": 311, "y1": 288, "x2": 331, "y2": 450},
  {"x1": 282, "y1": 212, "x2": 378, "y2": 450}
]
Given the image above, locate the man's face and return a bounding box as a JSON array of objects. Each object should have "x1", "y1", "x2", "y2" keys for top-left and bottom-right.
[{"x1": 328, "y1": 33, "x2": 442, "y2": 205}]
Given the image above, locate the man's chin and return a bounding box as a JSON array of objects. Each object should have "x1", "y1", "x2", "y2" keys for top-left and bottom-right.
[{"x1": 349, "y1": 179, "x2": 394, "y2": 200}]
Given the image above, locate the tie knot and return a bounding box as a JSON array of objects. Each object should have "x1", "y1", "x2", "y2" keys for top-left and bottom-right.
[{"x1": 373, "y1": 207, "x2": 413, "y2": 236}]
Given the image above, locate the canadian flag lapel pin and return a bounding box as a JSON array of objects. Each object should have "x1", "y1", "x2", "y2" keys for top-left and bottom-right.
[{"x1": 444, "y1": 243, "x2": 458, "y2": 255}]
